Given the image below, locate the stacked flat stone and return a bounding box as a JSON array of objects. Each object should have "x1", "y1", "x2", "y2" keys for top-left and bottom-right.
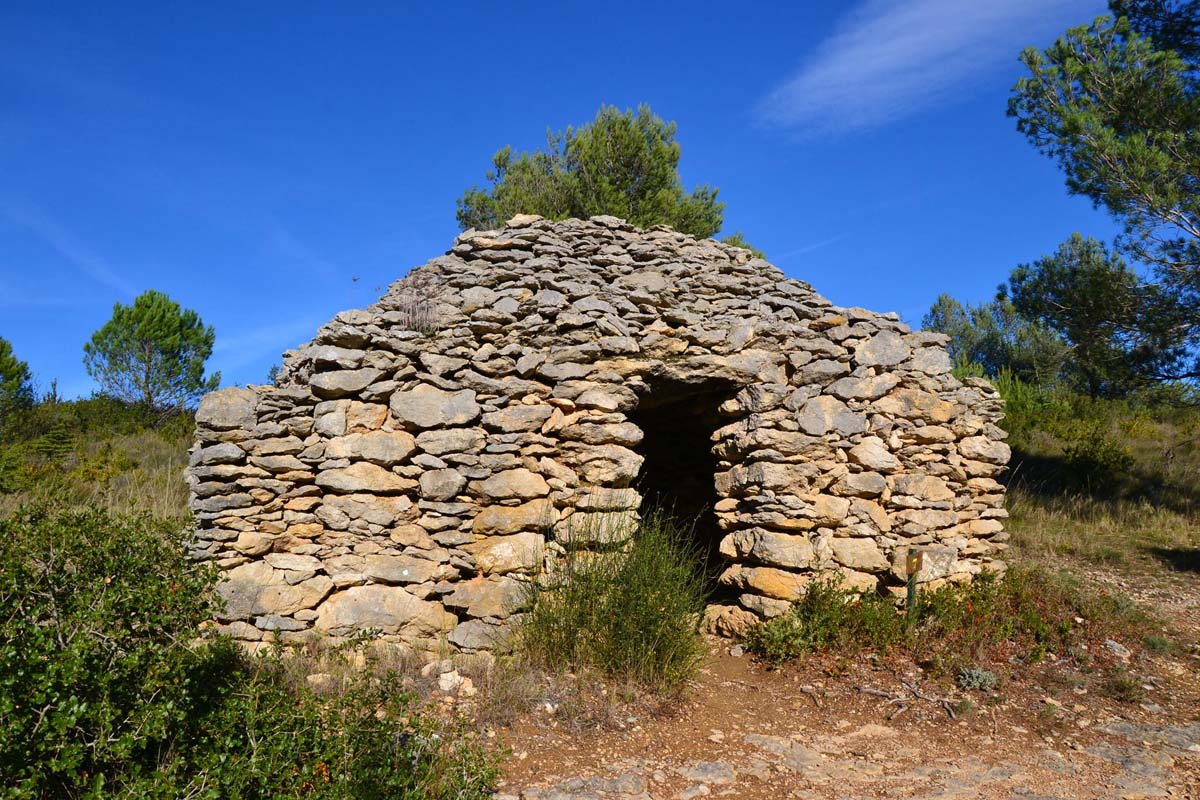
[{"x1": 187, "y1": 214, "x2": 1010, "y2": 650}]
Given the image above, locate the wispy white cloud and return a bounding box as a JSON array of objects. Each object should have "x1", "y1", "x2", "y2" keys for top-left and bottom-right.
[
  {"x1": 758, "y1": 0, "x2": 1096, "y2": 134},
  {"x1": 0, "y1": 280, "x2": 89, "y2": 308},
  {"x1": 0, "y1": 200, "x2": 138, "y2": 297},
  {"x1": 266, "y1": 223, "x2": 342, "y2": 280},
  {"x1": 774, "y1": 234, "x2": 848, "y2": 260},
  {"x1": 212, "y1": 315, "x2": 329, "y2": 375}
]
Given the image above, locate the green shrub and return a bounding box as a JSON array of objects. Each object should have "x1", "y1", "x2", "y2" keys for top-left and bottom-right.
[
  {"x1": 740, "y1": 577, "x2": 901, "y2": 664},
  {"x1": 1060, "y1": 423, "x2": 1135, "y2": 491},
  {"x1": 160, "y1": 644, "x2": 498, "y2": 800},
  {"x1": 0, "y1": 508, "x2": 498, "y2": 799},
  {"x1": 0, "y1": 508, "x2": 220, "y2": 796},
  {"x1": 521, "y1": 509, "x2": 706, "y2": 691},
  {"x1": 1142, "y1": 634, "x2": 1174, "y2": 654},
  {"x1": 743, "y1": 566, "x2": 1149, "y2": 673},
  {"x1": 957, "y1": 666, "x2": 999, "y2": 692}
]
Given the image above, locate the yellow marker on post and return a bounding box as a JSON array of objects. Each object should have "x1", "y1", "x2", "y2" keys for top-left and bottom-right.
[{"x1": 905, "y1": 548, "x2": 924, "y2": 613}]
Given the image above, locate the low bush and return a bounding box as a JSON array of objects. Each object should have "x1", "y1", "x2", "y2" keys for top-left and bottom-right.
[
  {"x1": 957, "y1": 666, "x2": 999, "y2": 692},
  {"x1": 0, "y1": 508, "x2": 497, "y2": 799},
  {"x1": 743, "y1": 566, "x2": 1150, "y2": 678},
  {"x1": 738, "y1": 577, "x2": 901, "y2": 665},
  {"x1": 0, "y1": 508, "x2": 219, "y2": 796},
  {"x1": 166, "y1": 644, "x2": 498, "y2": 800},
  {"x1": 521, "y1": 509, "x2": 706, "y2": 691}
]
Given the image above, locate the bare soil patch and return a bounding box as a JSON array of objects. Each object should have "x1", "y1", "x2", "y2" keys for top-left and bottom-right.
[{"x1": 491, "y1": 562, "x2": 1200, "y2": 800}]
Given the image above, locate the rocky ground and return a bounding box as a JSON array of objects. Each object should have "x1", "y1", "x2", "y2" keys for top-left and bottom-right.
[{"x1": 491, "y1": 563, "x2": 1200, "y2": 800}]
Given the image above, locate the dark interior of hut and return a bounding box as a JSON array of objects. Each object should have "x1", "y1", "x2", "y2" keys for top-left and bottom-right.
[{"x1": 629, "y1": 377, "x2": 740, "y2": 599}]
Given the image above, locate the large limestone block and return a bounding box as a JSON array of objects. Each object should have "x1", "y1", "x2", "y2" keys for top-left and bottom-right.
[
  {"x1": 316, "y1": 462, "x2": 412, "y2": 494},
  {"x1": 830, "y1": 538, "x2": 889, "y2": 572},
  {"x1": 390, "y1": 384, "x2": 480, "y2": 429},
  {"x1": 324, "y1": 430, "x2": 417, "y2": 465},
  {"x1": 561, "y1": 421, "x2": 644, "y2": 447},
  {"x1": 196, "y1": 387, "x2": 257, "y2": 430},
  {"x1": 232, "y1": 530, "x2": 273, "y2": 556},
  {"x1": 316, "y1": 494, "x2": 413, "y2": 529},
  {"x1": 247, "y1": 436, "x2": 304, "y2": 456},
  {"x1": 958, "y1": 436, "x2": 1011, "y2": 465},
  {"x1": 482, "y1": 405, "x2": 555, "y2": 432},
  {"x1": 264, "y1": 552, "x2": 322, "y2": 580},
  {"x1": 800, "y1": 494, "x2": 851, "y2": 524},
  {"x1": 826, "y1": 374, "x2": 901, "y2": 401},
  {"x1": 307, "y1": 345, "x2": 365, "y2": 370},
  {"x1": 719, "y1": 565, "x2": 811, "y2": 601},
  {"x1": 575, "y1": 487, "x2": 640, "y2": 511},
  {"x1": 218, "y1": 561, "x2": 333, "y2": 620},
  {"x1": 419, "y1": 468, "x2": 467, "y2": 501},
  {"x1": 443, "y1": 576, "x2": 527, "y2": 619},
  {"x1": 793, "y1": 359, "x2": 850, "y2": 385},
  {"x1": 575, "y1": 386, "x2": 637, "y2": 412},
  {"x1": 464, "y1": 531, "x2": 545, "y2": 574},
  {"x1": 476, "y1": 468, "x2": 549, "y2": 500},
  {"x1": 311, "y1": 368, "x2": 384, "y2": 399},
  {"x1": 314, "y1": 585, "x2": 457, "y2": 637},
  {"x1": 194, "y1": 493, "x2": 254, "y2": 513},
  {"x1": 574, "y1": 445, "x2": 644, "y2": 486},
  {"x1": 834, "y1": 471, "x2": 887, "y2": 497},
  {"x1": 363, "y1": 554, "x2": 456, "y2": 584},
  {"x1": 448, "y1": 619, "x2": 510, "y2": 650},
  {"x1": 907, "y1": 347, "x2": 952, "y2": 374},
  {"x1": 738, "y1": 593, "x2": 794, "y2": 618},
  {"x1": 719, "y1": 529, "x2": 814, "y2": 569},
  {"x1": 889, "y1": 545, "x2": 958, "y2": 583},
  {"x1": 892, "y1": 473, "x2": 955, "y2": 503},
  {"x1": 702, "y1": 604, "x2": 761, "y2": 637},
  {"x1": 722, "y1": 462, "x2": 819, "y2": 494},
  {"x1": 796, "y1": 395, "x2": 868, "y2": 436},
  {"x1": 314, "y1": 400, "x2": 349, "y2": 437},
  {"x1": 833, "y1": 568, "x2": 880, "y2": 592},
  {"x1": 873, "y1": 388, "x2": 958, "y2": 423},
  {"x1": 848, "y1": 437, "x2": 898, "y2": 471},
  {"x1": 415, "y1": 428, "x2": 485, "y2": 456},
  {"x1": 850, "y1": 498, "x2": 892, "y2": 532},
  {"x1": 189, "y1": 442, "x2": 245, "y2": 466},
  {"x1": 346, "y1": 401, "x2": 389, "y2": 432},
  {"x1": 854, "y1": 331, "x2": 912, "y2": 367},
  {"x1": 471, "y1": 499, "x2": 557, "y2": 535},
  {"x1": 671, "y1": 350, "x2": 788, "y2": 384}
]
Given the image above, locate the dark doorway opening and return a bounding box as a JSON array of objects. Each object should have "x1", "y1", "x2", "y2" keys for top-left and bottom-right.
[{"x1": 629, "y1": 378, "x2": 740, "y2": 599}]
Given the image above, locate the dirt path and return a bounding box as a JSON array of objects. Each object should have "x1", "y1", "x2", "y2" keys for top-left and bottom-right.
[{"x1": 493, "y1": 566, "x2": 1200, "y2": 800}]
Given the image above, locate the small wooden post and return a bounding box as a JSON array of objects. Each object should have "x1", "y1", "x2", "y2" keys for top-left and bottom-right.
[{"x1": 905, "y1": 548, "x2": 924, "y2": 614}]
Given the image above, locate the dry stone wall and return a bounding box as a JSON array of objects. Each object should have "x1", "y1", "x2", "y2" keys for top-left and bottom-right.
[{"x1": 188, "y1": 214, "x2": 1010, "y2": 651}]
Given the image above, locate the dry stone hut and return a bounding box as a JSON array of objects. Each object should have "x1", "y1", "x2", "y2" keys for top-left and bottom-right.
[{"x1": 188, "y1": 215, "x2": 1011, "y2": 652}]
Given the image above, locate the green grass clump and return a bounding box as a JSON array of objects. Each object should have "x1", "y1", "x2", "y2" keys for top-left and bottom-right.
[
  {"x1": 743, "y1": 566, "x2": 1151, "y2": 676},
  {"x1": 0, "y1": 397, "x2": 192, "y2": 521},
  {"x1": 1007, "y1": 488, "x2": 1200, "y2": 574},
  {"x1": 521, "y1": 509, "x2": 707, "y2": 692},
  {"x1": 0, "y1": 507, "x2": 497, "y2": 800}
]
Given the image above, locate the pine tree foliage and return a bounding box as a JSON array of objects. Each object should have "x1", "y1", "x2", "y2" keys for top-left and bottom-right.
[
  {"x1": 1009, "y1": 4, "x2": 1200, "y2": 377},
  {"x1": 83, "y1": 290, "x2": 219, "y2": 411},
  {"x1": 0, "y1": 337, "x2": 34, "y2": 417},
  {"x1": 457, "y1": 104, "x2": 728, "y2": 240}
]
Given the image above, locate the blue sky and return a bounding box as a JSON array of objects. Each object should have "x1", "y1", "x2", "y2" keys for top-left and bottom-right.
[{"x1": 1, "y1": 0, "x2": 1117, "y2": 398}]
